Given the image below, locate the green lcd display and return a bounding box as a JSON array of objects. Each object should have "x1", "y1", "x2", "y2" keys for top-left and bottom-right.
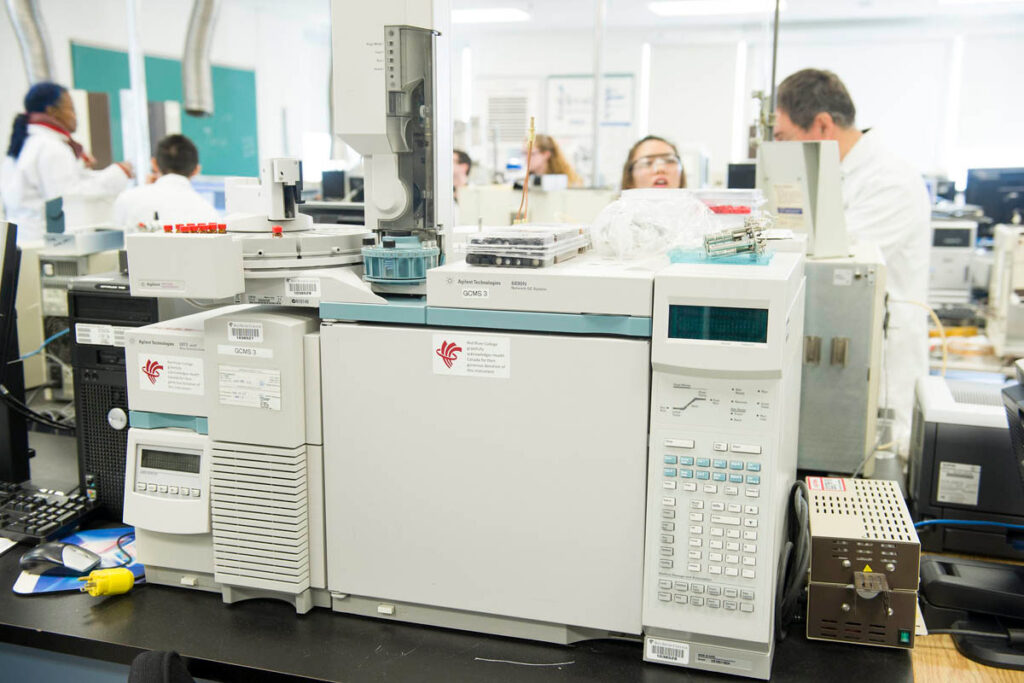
[
  {"x1": 141, "y1": 449, "x2": 201, "y2": 474},
  {"x1": 668, "y1": 305, "x2": 769, "y2": 343}
]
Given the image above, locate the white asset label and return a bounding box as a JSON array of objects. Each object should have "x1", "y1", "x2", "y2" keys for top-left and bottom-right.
[
  {"x1": 217, "y1": 344, "x2": 273, "y2": 359},
  {"x1": 646, "y1": 638, "x2": 689, "y2": 665},
  {"x1": 833, "y1": 269, "x2": 854, "y2": 286},
  {"x1": 218, "y1": 365, "x2": 281, "y2": 410},
  {"x1": 286, "y1": 277, "x2": 321, "y2": 298},
  {"x1": 432, "y1": 333, "x2": 510, "y2": 378},
  {"x1": 936, "y1": 461, "x2": 981, "y2": 506},
  {"x1": 137, "y1": 354, "x2": 204, "y2": 395},
  {"x1": 227, "y1": 321, "x2": 263, "y2": 344},
  {"x1": 76, "y1": 323, "x2": 130, "y2": 348},
  {"x1": 772, "y1": 183, "x2": 806, "y2": 230}
]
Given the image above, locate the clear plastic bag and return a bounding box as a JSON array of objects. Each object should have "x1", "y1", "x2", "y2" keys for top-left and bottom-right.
[{"x1": 591, "y1": 189, "x2": 718, "y2": 261}]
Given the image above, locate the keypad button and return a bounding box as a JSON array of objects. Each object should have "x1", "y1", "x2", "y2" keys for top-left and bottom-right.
[
  {"x1": 741, "y1": 590, "x2": 755, "y2": 601},
  {"x1": 691, "y1": 584, "x2": 706, "y2": 594},
  {"x1": 725, "y1": 600, "x2": 738, "y2": 611},
  {"x1": 729, "y1": 461, "x2": 744, "y2": 470},
  {"x1": 703, "y1": 484, "x2": 718, "y2": 494},
  {"x1": 741, "y1": 603, "x2": 754, "y2": 613},
  {"x1": 746, "y1": 488, "x2": 760, "y2": 498},
  {"x1": 659, "y1": 579, "x2": 673, "y2": 589},
  {"x1": 662, "y1": 522, "x2": 676, "y2": 531},
  {"x1": 658, "y1": 592, "x2": 672, "y2": 601},
  {"x1": 742, "y1": 569, "x2": 756, "y2": 579},
  {"x1": 709, "y1": 552, "x2": 723, "y2": 562},
  {"x1": 679, "y1": 469, "x2": 694, "y2": 479},
  {"x1": 147, "y1": 483, "x2": 157, "y2": 492},
  {"x1": 662, "y1": 497, "x2": 676, "y2": 507},
  {"x1": 713, "y1": 442, "x2": 728, "y2": 452},
  {"x1": 680, "y1": 456, "x2": 695, "y2": 466},
  {"x1": 696, "y1": 471, "x2": 710, "y2": 481},
  {"x1": 710, "y1": 529, "x2": 724, "y2": 538},
  {"x1": 747, "y1": 462, "x2": 761, "y2": 472},
  {"x1": 744, "y1": 518, "x2": 759, "y2": 528},
  {"x1": 727, "y1": 529, "x2": 741, "y2": 539},
  {"x1": 688, "y1": 562, "x2": 702, "y2": 573},
  {"x1": 169, "y1": 486, "x2": 179, "y2": 494},
  {"x1": 674, "y1": 594, "x2": 689, "y2": 604},
  {"x1": 663, "y1": 481, "x2": 677, "y2": 490},
  {"x1": 725, "y1": 567, "x2": 739, "y2": 577},
  {"x1": 660, "y1": 547, "x2": 674, "y2": 557},
  {"x1": 664, "y1": 468, "x2": 677, "y2": 477},
  {"x1": 691, "y1": 500, "x2": 705, "y2": 510},
  {"x1": 689, "y1": 538, "x2": 702, "y2": 547},
  {"x1": 743, "y1": 556, "x2": 757, "y2": 566},
  {"x1": 683, "y1": 483, "x2": 697, "y2": 492},
  {"x1": 729, "y1": 474, "x2": 744, "y2": 483},
  {"x1": 136, "y1": 482, "x2": 147, "y2": 491},
  {"x1": 688, "y1": 550, "x2": 702, "y2": 560},
  {"x1": 158, "y1": 485, "x2": 168, "y2": 493},
  {"x1": 711, "y1": 515, "x2": 741, "y2": 526},
  {"x1": 662, "y1": 510, "x2": 676, "y2": 519},
  {"x1": 712, "y1": 472, "x2": 726, "y2": 482},
  {"x1": 707, "y1": 586, "x2": 722, "y2": 596},
  {"x1": 713, "y1": 459, "x2": 727, "y2": 469},
  {"x1": 665, "y1": 438, "x2": 695, "y2": 449},
  {"x1": 689, "y1": 512, "x2": 704, "y2": 522},
  {"x1": 746, "y1": 475, "x2": 761, "y2": 485},
  {"x1": 709, "y1": 565, "x2": 723, "y2": 575},
  {"x1": 664, "y1": 455, "x2": 678, "y2": 465},
  {"x1": 674, "y1": 581, "x2": 689, "y2": 591},
  {"x1": 728, "y1": 503, "x2": 742, "y2": 513},
  {"x1": 191, "y1": 489, "x2": 200, "y2": 497},
  {"x1": 726, "y1": 554, "x2": 740, "y2": 564},
  {"x1": 691, "y1": 597, "x2": 705, "y2": 607},
  {"x1": 710, "y1": 541, "x2": 724, "y2": 551},
  {"x1": 661, "y1": 534, "x2": 675, "y2": 544},
  {"x1": 660, "y1": 559, "x2": 673, "y2": 568},
  {"x1": 697, "y1": 458, "x2": 711, "y2": 468},
  {"x1": 727, "y1": 542, "x2": 740, "y2": 551},
  {"x1": 725, "y1": 486, "x2": 739, "y2": 496},
  {"x1": 711, "y1": 502, "x2": 725, "y2": 512},
  {"x1": 707, "y1": 598, "x2": 721, "y2": 608},
  {"x1": 731, "y1": 444, "x2": 762, "y2": 454},
  {"x1": 689, "y1": 525, "x2": 703, "y2": 535},
  {"x1": 725, "y1": 588, "x2": 739, "y2": 598},
  {"x1": 745, "y1": 505, "x2": 759, "y2": 515},
  {"x1": 744, "y1": 530, "x2": 758, "y2": 541},
  {"x1": 743, "y1": 543, "x2": 757, "y2": 553}
]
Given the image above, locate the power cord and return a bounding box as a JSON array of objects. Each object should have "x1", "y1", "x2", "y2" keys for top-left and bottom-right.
[
  {"x1": 0, "y1": 383, "x2": 75, "y2": 432},
  {"x1": 775, "y1": 480, "x2": 810, "y2": 641},
  {"x1": 928, "y1": 628, "x2": 1024, "y2": 646}
]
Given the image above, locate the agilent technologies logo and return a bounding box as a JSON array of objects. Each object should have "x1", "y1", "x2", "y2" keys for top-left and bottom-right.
[
  {"x1": 142, "y1": 359, "x2": 164, "y2": 384},
  {"x1": 435, "y1": 341, "x2": 462, "y2": 369}
]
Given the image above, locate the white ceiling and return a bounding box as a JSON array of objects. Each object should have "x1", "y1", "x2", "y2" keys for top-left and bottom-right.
[{"x1": 450, "y1": 0, "x2": 1024, "y2": 30}]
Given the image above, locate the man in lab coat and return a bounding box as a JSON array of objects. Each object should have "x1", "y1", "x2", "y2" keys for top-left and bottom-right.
[
  {"x1": 113, "y1": 134, "x2": 219, "y2": 230},
  {"x1": 773, "y1": 68, "x2": 931, "y2": 453}
]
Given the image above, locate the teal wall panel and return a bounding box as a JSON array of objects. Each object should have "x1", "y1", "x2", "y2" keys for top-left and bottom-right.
[{"x1": 70, "y1": 43, "x2": 258, "y2": 176}]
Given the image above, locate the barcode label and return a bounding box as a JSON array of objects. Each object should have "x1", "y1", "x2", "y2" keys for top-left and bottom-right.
[
  {"x1": 286, "y1": 277, "x2": 321, "y2": 298},
  {"x1": 227, "y1": 322, "x2": 263, "y2": 344},
  {"x1": 646, "y1": 638, "x2": 689, "y2": 665}
]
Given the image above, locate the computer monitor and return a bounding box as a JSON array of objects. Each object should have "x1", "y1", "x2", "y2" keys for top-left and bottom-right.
[
  {"x1": 966, "y1": 168, "x2": 1024, "y2": 225},
  {"x1": 0, "y1": 222, "x2": 30, "y2": 483},
  {"x1": 321, "y1": 170, "x2": 347, "y2": 200},
  {"x1": 727, "y1": 163, "x2": 756, "y2": 189}
]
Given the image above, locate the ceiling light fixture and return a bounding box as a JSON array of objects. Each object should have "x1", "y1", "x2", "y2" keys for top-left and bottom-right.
[{"x1": 452, "y1": 8, "x2": 531, "y2": 24}]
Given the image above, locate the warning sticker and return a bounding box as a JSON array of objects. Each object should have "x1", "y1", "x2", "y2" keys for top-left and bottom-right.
[
  {"x1": 218, "y1": 365, "x2": 281, "y2": 410},
  {"x1": 807, "y1": 477, "x2": 847, "y2": 492},
  {"x1": 432, "y1": 333, "x2": 510, "y2": 378},
  {"x1": 137, "y1": 354, "x2": 204, "y2": 395},
  {"x1": 76, "y1": 323, "x2": 130, "y2": 348},
  {"x1": 227, "y1": 321, "x2": 263, "y2": 344},
  {"x1": 286, "y1": 277, "x2": 321, "y2": 298},
  {"x1": 646, "y1": 638, "x2": 689, "y2": 665},
  {"x1": 936, "y1": 461, "x2": 981, "y2": 506}
]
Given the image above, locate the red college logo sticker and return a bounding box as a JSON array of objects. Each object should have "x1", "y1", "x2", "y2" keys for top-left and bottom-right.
[
  {"x1": 142, "y1": 359, "x2": 164, "y2": 384},
  {"x1": 435, "y1": 341, "x2": 462, "y2": 369}
]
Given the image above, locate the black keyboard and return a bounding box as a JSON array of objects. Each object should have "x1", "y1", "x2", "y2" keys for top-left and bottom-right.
[{"x1": 0, "y1": 481, "x2": 97, "y2": 544}]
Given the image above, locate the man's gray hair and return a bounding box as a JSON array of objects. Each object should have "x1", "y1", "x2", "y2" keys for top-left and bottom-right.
[{"x1": 777, "y1": 69, "x2": 856, "y2": 130}]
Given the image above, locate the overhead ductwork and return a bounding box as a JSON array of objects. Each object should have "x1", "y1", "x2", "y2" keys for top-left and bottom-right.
[
  {"x1": 6, "y1": 0, "x2": 54, "y2": 84},
  {"x1": 182, "y1": 0, "x2": 220, "y2": 117}
]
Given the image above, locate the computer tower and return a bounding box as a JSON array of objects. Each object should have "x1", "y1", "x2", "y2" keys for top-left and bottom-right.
[{"x1": 68, "y1": 273, "x2": 198, "y2": 519}]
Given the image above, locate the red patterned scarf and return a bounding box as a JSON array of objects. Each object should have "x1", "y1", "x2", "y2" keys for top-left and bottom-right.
[{"x1": 27, "y1": 112, "x2": 85, "y2": 160}]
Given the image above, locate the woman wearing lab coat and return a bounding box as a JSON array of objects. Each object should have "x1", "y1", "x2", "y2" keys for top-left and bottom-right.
[{"x1": 1, "y1": 82, "x2": 133, "y2": 244}]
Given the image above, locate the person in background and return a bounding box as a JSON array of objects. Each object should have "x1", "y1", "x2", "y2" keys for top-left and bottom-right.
[
  {"x1": 453, "y1": 149, "x2": 471, "y2": 203},
  {"x1": 113, "y1": 134, "x2": 218, "y2": 230},
  {"x1": 523, "y1": 134, "x2": 582, "y2": 187},
  {"x1": 620, "y1": 135, "x2": 686, "y2": 190},
  {"x1": 1, "y1": 82, "x2": 133, "y2": 244},
  {"x1": 773, "y1": 67, "x2": 930, "y2": 450}
]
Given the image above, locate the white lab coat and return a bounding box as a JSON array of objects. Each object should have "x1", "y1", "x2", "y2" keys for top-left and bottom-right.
[
  {"x1": 840, "y1": 129, "x2": 931, "y2": 451},
  {"x1": 113, "y1": 173, "x2": 219, "y2": 230},
  {"x1": 0, "y1": 124, "x2": 129, "y2": 243}
]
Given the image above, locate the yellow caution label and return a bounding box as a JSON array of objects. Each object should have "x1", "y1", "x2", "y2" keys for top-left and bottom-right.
[{"x1": 863, "y1": 564, "x2": 873, "y2": 572}]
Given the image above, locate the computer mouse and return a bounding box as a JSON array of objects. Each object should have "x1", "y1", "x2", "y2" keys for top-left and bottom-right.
[{"x1": 19, "y1": 541, "x2": 101, "y2": 576}]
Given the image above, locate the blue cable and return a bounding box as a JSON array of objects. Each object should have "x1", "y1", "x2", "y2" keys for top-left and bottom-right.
[
  {"x1": 18, "y1": 327, "x2": 69, "y2": 360},
  {"x1": 915, "y1": 519, "x2": 1024, "y2": 532}
]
